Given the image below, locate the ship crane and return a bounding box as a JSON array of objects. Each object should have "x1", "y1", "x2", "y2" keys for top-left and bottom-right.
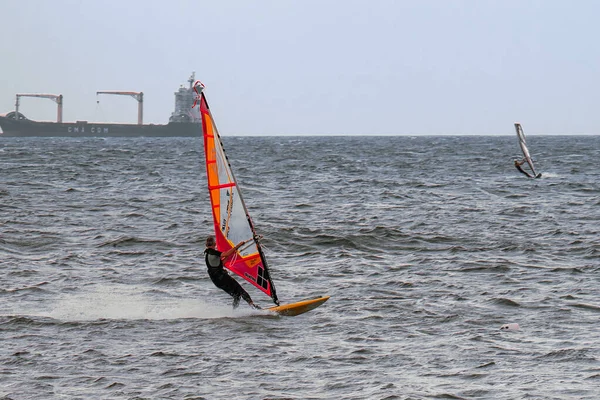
[
  {"x1": 15, "y1": 93, "x2": 63, "y2": 122},
  {"x1": 96, "y1": 91, "x2": 143, "y2": 125}
]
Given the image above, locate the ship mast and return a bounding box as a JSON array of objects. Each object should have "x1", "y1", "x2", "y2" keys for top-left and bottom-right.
[
  {"x1": 96, "y1": 91, "x2": 144, "y2": 125},
  {"x1": 15, "y1": 93, "x2": 63, "y2": 122}
]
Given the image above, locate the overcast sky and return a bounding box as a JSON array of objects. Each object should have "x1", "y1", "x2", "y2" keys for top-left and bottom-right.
[{"x1": 1, "y1": 0, "x2": 599, "y2": 135}]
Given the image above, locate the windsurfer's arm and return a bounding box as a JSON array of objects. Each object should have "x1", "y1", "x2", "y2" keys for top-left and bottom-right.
[{"x1": 220, "y1": 240, "x2": 248, "y2": 259}]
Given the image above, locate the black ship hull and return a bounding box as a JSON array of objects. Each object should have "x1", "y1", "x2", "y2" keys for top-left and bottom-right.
[{"x1": 0, "y1": 117, "x2": 200, "y2": 138}]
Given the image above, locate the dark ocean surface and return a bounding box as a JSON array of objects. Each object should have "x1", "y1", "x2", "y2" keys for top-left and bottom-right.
[{"x1": 1, "y1": 135, "x2": 599, "y2": 399}]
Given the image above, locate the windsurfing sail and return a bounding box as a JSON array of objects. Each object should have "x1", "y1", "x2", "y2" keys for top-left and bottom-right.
[
  {"x1": 514, "y1": 122, "x2": 540, "y2": 178},
  {"x1": 197, "y1": 84, "x2": 279, "y2": 306}
]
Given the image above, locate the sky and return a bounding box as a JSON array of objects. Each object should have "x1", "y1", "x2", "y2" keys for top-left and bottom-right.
[{"x1": 1, "y1": 0, "x2": 600, "y2": 135}]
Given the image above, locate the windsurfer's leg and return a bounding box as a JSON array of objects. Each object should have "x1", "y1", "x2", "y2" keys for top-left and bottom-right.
[
  {"x1": 229, "y1": 281, "x2": 259, "y2": 309},
  {"x1": 515, "y1": 165, "x2": 532, "y2": 178},
  {"x1": 232, "y1": 294, "x2": 241, "y2": 309},
  {"x1": 224, "y1": 276, "x2": 258, "y2": 309},
  {"x1": 239, "y1": 289, "x2": 259, "y2": 309},
  {"x1": 216, "y1": 274, "x2": 253, "y2": 309},
  {"x1": 211, "y1": 273, "x2": 241, "y2": 306}
]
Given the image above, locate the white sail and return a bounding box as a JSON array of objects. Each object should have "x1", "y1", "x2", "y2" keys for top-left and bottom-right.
[{"x1": 514, "y1": 122, "x2": 539, "y2": 177}]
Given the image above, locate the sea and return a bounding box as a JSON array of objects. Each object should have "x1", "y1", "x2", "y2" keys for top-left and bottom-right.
[{"x1": 1, "y1": 135, "x2": 599, "y2": 400}]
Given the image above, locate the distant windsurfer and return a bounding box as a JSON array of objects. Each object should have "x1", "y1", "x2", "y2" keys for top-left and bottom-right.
[
  {"x1": 204, "y1": 236, "x2": 260, "y2": 310},
  {"x1": 514, "y1": 159, "x2": 533, "y2": 178}
]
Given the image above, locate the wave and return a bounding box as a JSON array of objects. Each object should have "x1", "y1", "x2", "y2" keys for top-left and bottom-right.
[
  {"x1": 568, "y1": 303, "x2": 600, "y2": 312},
  {"x1": 151, "y1": 276, "x2": 201, "y2": 286},
  {"x1": 0, "y1": 282, "x2": 50, "y2": 295},
  {"x1": 536, "y1": 348, "x2": 597, "y2": 363},
  {"x1": 97, "y1": 236, "x2": 178, "y2": 249},
  {"x1": 491, "y1": 298, "x2": 521, "y2": 307}
]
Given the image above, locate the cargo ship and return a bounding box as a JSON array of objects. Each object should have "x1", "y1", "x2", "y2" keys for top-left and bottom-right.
[{"x1": 0, "y1": 73, "x2": 201, "y2": 137}]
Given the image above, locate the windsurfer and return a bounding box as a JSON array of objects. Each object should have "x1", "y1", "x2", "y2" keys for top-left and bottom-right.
[
  {"x1": 514, "y1": 159, "x2": 533, "y2": 178},
  {"x1": 204, "y1": 236, "x2": 260, "y2": 310}
]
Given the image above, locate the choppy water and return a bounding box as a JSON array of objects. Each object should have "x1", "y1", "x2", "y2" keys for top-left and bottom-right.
[{"x1": 1, "y1": 135, "x2": 599, "y2": 400}]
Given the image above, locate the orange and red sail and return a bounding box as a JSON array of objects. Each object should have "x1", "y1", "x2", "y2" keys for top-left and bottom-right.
[{"x1": 199, "y1": 90, "x2": 279, "y2": 305}]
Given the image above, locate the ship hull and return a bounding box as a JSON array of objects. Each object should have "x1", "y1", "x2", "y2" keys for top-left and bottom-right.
[{"x1": 0, "y1": 117, "x2": 200, "y2": 138}]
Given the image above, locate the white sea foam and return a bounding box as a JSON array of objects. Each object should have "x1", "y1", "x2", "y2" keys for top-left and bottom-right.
[{"x1": 34, "y1": 285, "x2": 259, "y2": 321}]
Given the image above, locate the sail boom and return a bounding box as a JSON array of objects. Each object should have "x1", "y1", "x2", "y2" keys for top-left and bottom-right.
[{"x1": 209, "y1": 182, "x2": 236, "y2": 190}]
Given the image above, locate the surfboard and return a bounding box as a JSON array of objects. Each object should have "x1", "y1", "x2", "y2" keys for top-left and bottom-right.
[
  {"x1": 197, "y1": 82, "x2": 330, "y2": 314},
  {"x1": 265, "y1": 296, "x2": 330, "y2": 316},
  {"x1": 514, "y1": 122, "x2": 542, "y2": 178}
]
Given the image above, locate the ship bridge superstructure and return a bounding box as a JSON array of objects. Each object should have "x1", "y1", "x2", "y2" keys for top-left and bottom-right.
[{"x1": 169, "y1": 72, "x2": 201, "y2": 123}]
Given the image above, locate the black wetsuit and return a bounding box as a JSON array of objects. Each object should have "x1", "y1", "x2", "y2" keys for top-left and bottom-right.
[{"x1": 204, "y1": 247, "x2": 253, "y2": 308}]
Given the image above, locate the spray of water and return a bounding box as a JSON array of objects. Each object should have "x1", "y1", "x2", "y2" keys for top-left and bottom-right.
[{"x1": 33, "y1": 285, "x2": 260, "y2": 321}]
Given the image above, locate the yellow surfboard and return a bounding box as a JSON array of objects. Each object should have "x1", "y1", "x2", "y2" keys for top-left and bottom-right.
[{"x1": 265, "y1": 296, "x2": 330, "y2": 317}]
